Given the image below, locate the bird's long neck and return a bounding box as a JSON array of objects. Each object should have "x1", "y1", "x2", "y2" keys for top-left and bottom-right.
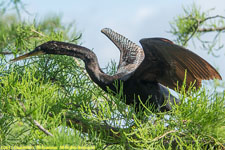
[{"x1": 46, "y1": 41, "x2": 115, "y2": 90}]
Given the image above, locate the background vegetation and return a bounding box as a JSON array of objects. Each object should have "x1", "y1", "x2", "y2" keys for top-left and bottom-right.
[{"x1": 0, "y1": 1, "x2": 224, "y2": 149}]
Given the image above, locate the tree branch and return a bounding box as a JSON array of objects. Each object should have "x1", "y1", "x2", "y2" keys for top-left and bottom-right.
[
  {"x1": 0, "y1": 51, "x2": 13, "y2": 55},
  {"x1": 200, "y1": 15, "x2": 225, "y2": 23},
  {"x1": 65, "y1": 114, "x2": 121, "y2": 137},
  {"x1": 197, "y1": 26, "x2": 225, "y2": 32},
  {"x1": 33, "y1": 120, "x2": 53, "y2": 137},
  {"x1": 31, "y1": 29, "x2": 45, "y2": 37},
  {"x1": 19, "y1": 102, "x2": 53, "y2": 137},
  {"x1": 151, "y1": 130, "x2": 178, "y2": 142}
]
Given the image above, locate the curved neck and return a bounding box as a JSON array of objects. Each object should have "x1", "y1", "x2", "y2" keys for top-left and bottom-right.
[{"x1": 46, "y1": 41, "x2": 115, "y2": 90}]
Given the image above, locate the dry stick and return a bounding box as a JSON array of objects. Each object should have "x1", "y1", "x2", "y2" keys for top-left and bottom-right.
[
  {"x1": 31, "y1": 29, "x2": 45, "y2": 37},
  {"x1": 198, "y1": 26, "x2": 225, "y2": 32},
  {"x1": 32, "y1": 119, "x2": 53, "y2": 137},
  {"x1": 151, "y1": 130, "x2": 178, "y2": 142},
  {"x1": 0, "y1": 51, "x2": 13, "y2": 55},
  {"x1": 19, "y1": 102, "x2": 53, "y2": 137}
]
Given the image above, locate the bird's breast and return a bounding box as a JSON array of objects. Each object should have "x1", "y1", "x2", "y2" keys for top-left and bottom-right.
[{"x1": 121, "y1": 79, "x2": 160, "y2": 105}]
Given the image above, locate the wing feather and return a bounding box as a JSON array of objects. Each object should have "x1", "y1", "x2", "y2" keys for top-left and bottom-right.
[
  {"x1": 136, "y1": 38, "x2": 222, "y2": 89},
  {"x1": 101, "y1": 28, "x2": 144, "y2": 75}
]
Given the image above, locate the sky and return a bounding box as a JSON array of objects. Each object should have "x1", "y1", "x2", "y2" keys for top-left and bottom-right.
[{"x1": 18, "y1": 0, "x2": 225, "y2": 79}]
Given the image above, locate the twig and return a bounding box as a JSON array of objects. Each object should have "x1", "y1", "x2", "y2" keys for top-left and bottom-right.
[
  {"x1": 151, "y1": 130, "x2": 178, "y2": 142},
  {"x1": 183, "y1": 26, "x2": 198, "y2": 46},
  {"x1": 33, "y1": 120, "x2": 53, "y2": 137},
  {"x1": 200, "y1": 15, "x2": 225, "y2": 22},
  {"x1": 19, "y1": 102, "x2": 53, "y2": 137},
  {"x1": 182, "y1": 14, "x2": 225, "y2": 45},
  {"x1": 0, "y1": 51, "x2": 13, "y2": 55},
  {"x1": 197, "y1": 26, "x2": 225, "y2": 32},
  {"x1": 31, "y1": 29, "x2": 45, "y2": 37}
]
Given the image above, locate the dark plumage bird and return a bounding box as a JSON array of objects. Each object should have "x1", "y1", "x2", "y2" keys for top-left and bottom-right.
[{"x1": 11, "y1": 28, "x2": 222, "y2": 112}]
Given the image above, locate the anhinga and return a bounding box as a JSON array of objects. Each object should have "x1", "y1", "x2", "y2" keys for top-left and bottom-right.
[{"x1": 11, "y1": 28, "x2": 222, "y2": 112}]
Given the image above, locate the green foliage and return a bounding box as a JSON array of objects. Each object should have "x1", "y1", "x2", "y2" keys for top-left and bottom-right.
[
  {"x1": 114, "y1": 87, "x2": 225, "y2": 149},
  {"x1": 0, "y1": 14, "x2": 18, "y2": 52},
  {"x1": 170, "y1": 3, "x2": 225, "y2": 56},
  {"x1": 170, "y1": 4, "x2": 204, "y2": 46},
  {"x1": 0, "y1": 67, "x2": 60, "y2": 145},
  {"x1": 0, "y1": 2, "x2": 224, "y2": 150},
  {"x1": 0, "y1": 13, "x2": 80, "y2": 55}
]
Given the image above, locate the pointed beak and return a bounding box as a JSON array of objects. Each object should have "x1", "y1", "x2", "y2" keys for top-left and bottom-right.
[{"x1": 10, "y1": 49, "x2": 45, "y2": 62}]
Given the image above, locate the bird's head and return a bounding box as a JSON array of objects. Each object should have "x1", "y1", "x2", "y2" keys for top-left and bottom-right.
[{"x1": 11, "y1": 41, "x2": 59, "y2": 62}]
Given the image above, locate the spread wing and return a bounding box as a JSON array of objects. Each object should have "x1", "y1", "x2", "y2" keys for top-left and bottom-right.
[
  {"x1": 101, "y1": 28, "x2": 144, "y2": 77},
  {"x1": 133, "y1": 38, "x2": 222, "y2": 89}
]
